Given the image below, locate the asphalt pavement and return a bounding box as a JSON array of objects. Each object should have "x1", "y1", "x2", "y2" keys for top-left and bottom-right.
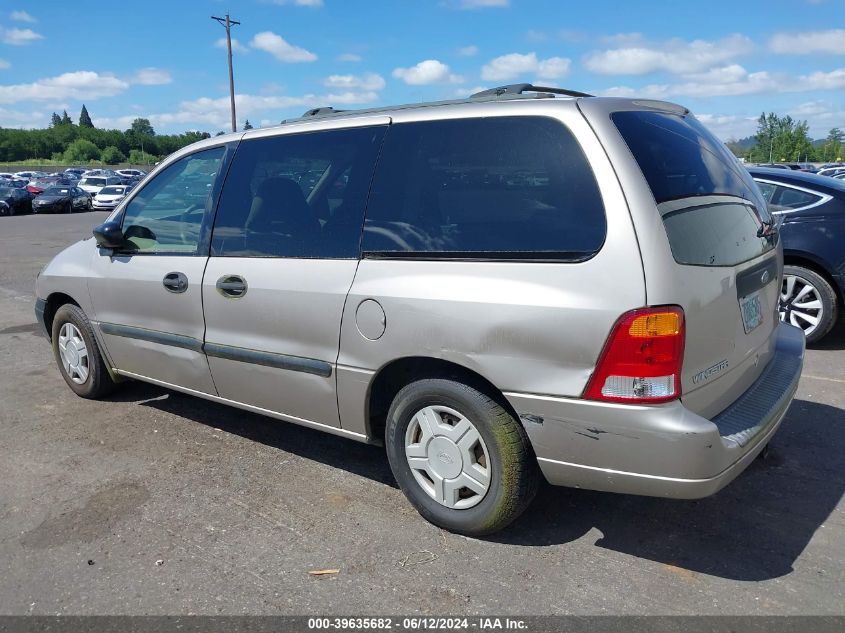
[{"x1": 0, "y1": 211, "x2": 843, "y2": 615}]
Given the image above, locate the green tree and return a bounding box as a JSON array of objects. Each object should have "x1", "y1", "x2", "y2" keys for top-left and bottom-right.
[
  {"x1": 822, "y1": 127, "x2": 843, "y2": 163},
  {"x1": 750, "y1": 112, "x2": 814, "y2": 163},
  {"x1": 129, "y1": 118, "x2": 155, "y2": 136},
  {"x1": 79, "y1": 104, "x2": 94, "y2": 128},
  {"x1": 63, "y1": 138, "x2": 101, "y2": 162},
  {"x1": 50, "y1": 112, "x2": 62, "y2": 128},
  {"x1": 128, "y1": 148, "x2": 156, "y2": 164},
  {"x1": 100, "y1": 145, "x2": 126, "y2": 164},
  {"x1": 243, "y1": 119, "x2": 253, "y2": 130},
  {"x1": 61, "y1": 110, "x2": 72, "y2": 126}
]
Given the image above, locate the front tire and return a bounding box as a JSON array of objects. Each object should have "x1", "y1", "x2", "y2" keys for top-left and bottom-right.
[
  {"x1": 51, "y1": 304, "x2": 118, "y2": 399},
  {"x1": 385, "y1": 379, "x2": 538, "y2": 536},
  {"x1": 781, "y1": 265, "x2": 838, "y2": 344},
  {"x1": 64, "y1": 201, "x2": 72, "y2": 214}
]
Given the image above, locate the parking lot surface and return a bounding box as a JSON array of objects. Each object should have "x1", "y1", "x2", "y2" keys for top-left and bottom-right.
[{"x1": 0, "y1": 212, "x2": 843, "y2": 615}]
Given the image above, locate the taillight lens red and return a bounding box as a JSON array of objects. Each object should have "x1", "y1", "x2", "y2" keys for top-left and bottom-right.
[{"x1": 583, "y1": 306, "x2": 685, "y2": 404}]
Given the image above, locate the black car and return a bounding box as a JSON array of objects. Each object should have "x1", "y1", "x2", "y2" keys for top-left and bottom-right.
[
  {"x1": 748, "y1": 166, "x2": 845, "y2": 343},
  {"x1": 31, "y1": 186, "x2": 92, "y2": 214},
  {"x1": 0, "y1": 186, "x2": 33, "y2": 215}
]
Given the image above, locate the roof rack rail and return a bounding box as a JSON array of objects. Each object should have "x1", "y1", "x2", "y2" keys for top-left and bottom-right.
[
  {"x1": 301, "y1": 106, "x2": 347, "y2": 117},
  {"x1": 470, "y1": 84, "x2": 593, "y2": 99}
]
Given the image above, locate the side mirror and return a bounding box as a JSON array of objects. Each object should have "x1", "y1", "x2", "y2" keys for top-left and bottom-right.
[{"x1": 93, "y1": 221, "x2": 125, "y2": 250}]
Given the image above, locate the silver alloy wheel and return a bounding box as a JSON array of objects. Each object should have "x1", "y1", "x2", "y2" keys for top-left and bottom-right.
[
  {"x1": 404, "y1": 405, "x2": 491, "y2": 509},
  {"x1": 780, "y1": 274, "x2": 823, "y2": 338},
  {"x1": 57, "y1": 322, "x2": 89, "y2": 385}
]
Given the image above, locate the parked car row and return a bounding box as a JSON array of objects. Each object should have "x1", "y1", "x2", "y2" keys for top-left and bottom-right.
[{"x1": 0, "y1": 168, "x2": 140, "y2": 215}]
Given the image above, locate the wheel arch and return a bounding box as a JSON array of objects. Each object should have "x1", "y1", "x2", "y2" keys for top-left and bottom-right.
[
  {"x1": 365, "y1": 356, "x2": 520, "y2": 443},
  {"x1": 42, "y1": 292, "x2": 80, "y2": 341}
]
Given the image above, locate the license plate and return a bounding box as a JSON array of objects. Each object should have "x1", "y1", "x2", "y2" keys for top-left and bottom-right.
[{"x1": 740, "y1": 291, "x2": 763, "y2": 334}]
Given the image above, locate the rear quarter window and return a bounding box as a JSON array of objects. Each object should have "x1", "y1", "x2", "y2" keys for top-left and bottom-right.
[
  {"x1": 613, "y1": 110, "x2": 774, "y2": 267},
  {"x1": 362, "y1": 116, "x2": 606, "y2": 259}
]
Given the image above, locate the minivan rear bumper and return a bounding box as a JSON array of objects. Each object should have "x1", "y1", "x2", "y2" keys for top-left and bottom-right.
[{"x1": 506, "y1": 322, "x2": 805, "y2": 499}]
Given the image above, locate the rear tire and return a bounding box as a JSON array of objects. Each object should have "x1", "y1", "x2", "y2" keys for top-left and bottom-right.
[
  {"x1": 781, "y1": 265, "x2": 838, "y2": 344},
  {"x1": 385, "y1": 378, "x2": 539, "y2": 536},
  {"x1": 51, "y1": 304, "x2": 118, "y2": 399}
]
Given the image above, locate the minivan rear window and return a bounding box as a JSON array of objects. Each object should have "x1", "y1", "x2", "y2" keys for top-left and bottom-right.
[
  {"x1": 612, "y1": 111, "x2": 774, "y2": 267},
  {"x1": 362, "y1": 116, "x2": 606, "y2": 259}
]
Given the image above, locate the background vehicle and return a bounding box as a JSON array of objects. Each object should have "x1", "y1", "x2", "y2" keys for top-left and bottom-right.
[
  {"x1": 0, "y1": 186, "x2": 33, "y2": 215},
  {"x1": 78, "y1": 176, "x2": 122, "y2": 196},
  {"x1": 749, "y1": 166, "x2": 845, "y2": 343},
  {"x1": 92, "y1": 185, "x2": 131, "y2": 210},
  {"x1": 31, "y1": 186, "x2": 92, "y2": 214},
  {"x1": 817, "y1": 167, "x2": 845, "y2": 178},
  {"x1": 34, "y1": 87, "x2": 803, "y2": 535},
  {"x1": 115, "y1": 169, "x2": 146, "y2": 178},
  {"x1": 26, "y1": 177, "x2": 68, "y2": 196}
]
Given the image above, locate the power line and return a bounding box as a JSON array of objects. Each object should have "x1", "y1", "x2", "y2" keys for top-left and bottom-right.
[{"x1": 211, "y1": 13, "x2": 241, "y2": 134}]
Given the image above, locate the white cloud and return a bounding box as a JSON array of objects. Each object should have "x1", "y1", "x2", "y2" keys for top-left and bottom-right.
[
  {"x1": 584, "y1": 34, "x2": 753, "y2": 75},
  {"x1": 770, "y1": 29, "x2": 845, "y2": 55},
  {"x1": 0, "y1": 106, "x2": 48, "y2": 129},
  {"x1": 695, "y1": 114, "x2": 759, "y2": 141},
  {"x1": 272, "y1": 0, "x2": 324, "y2": 5},
  {"x1": 129, "y1": 67, "x2": 172, "y2": 86},
  {"x1": 10, "y1": 10, "x2": 35, "y2": 22},
  {"x1": 0, "y1": 26, "x2": 43, "y2": 45},
  {"x1": 323, "y1": 73, "x2": 385, "y2": 91},
  {"x1": 0, "y1": 71, "x2": 129, "y2": 104},
  {"x1": 392, "y1": 60, "x2": 463, "y2": 85},
  {"x1": 250, "y1": 31, "x2": 317, "y2": 62},
  {"x1": 336, "y1": 53, "x2": 362, "y2": 62},
  {"x1": 600, "y1": 65, "x2": 845, "y2": 99},
  {"x1": 452, "y1": 0, "x2": 509, "y2": 8},
  {"x1": 0, "y1": 59, "x2": 9, "y2": 69},
  {"x1": 458, "y1": 45, "x2": 478, "y2": 57},
  {"x1": 215, "y1": 37, "x2": 249, "y2": 54},
  {"x1": 480, "y1": 52, "x2": 571, "y2": 81}
]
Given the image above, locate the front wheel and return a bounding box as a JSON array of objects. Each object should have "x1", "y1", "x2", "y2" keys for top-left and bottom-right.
[
  {"x1": 51, "y1": 304, "x2": 118, "y2": 399},
  {"x1": 385, "y1": 378, "x2": 539, "y2": 536},
  {"x1": 780, "y1": 265, "x2": 839, "y2": 344},
  {"x1": 64, "y1": 201, "x2": 73, "y2": 214}
]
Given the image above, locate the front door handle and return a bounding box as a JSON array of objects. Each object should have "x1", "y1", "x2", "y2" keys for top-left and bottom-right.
[
  {"x1": 162, "y1": 272, "x2": 188, "y2": 294},
  {"x1": 216, "y1": 275, "x2": 248, "y2": 298}
]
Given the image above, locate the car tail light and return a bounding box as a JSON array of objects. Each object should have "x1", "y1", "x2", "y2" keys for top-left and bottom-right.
[{"x1": 583, "y1": 306, "x2": 685, "y2": 404}]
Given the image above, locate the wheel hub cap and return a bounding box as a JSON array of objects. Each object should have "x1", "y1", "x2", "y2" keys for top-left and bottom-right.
[
  {"x1": 404, "y1": 405, "x2": 491, "y2": 510},
  {"x1": 58, "y1": 323, "x2": 89, "y2": 385}
]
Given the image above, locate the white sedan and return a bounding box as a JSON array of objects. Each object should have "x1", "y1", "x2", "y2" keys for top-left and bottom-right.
[{"x1": 92, "y1": 185, "x2": 131, "y2": 210}]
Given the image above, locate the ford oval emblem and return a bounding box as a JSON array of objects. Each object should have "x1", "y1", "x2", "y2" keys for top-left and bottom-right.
[
  {"x1": 761, "y1": 270, "x2": 770, "y2": 284},
  {"x1": 437, "y1": 451, "x2": 454, "y2": 465}
]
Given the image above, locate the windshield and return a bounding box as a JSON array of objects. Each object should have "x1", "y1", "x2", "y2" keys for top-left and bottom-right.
[
  {"x1": 81, "y1": 178, "x2": 106, "y2": 186},
  {"x1": 99, "y1": 186, "x2": 125, "y2": 195},
  {"x1": 43, "y1": 188, "x2": 71, "y2": 196},
  {"x1": 0, "y1": 188, "x2": 11, "y2": 196}
]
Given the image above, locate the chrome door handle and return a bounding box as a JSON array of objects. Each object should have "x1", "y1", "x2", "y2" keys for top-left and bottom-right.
[
  {"x1": 216, "y1": 275, "x2": 248, "y2": 298},
  {"x1": 162, "y1": 272, "x2": 188, "y2": 294}
]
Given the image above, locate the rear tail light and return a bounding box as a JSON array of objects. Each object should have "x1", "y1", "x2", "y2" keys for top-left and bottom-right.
[{"x1": 584, "y1": 306, "x2": 685, "y2": 404}]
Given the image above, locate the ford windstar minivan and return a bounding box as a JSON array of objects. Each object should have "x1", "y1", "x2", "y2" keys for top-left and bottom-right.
[{"x1": 35, "y1": 84, "x2": 804, "y2": 535}]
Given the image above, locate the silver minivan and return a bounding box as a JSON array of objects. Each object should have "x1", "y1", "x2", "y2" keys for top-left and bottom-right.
[{"x1": 35, "y1": 85, "x2": 804, "y2": 535}]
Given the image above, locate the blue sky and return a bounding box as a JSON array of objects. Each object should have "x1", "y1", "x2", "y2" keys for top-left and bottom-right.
[{"x1": 0, "y1": 0, "x2": 843, "y2": 140}]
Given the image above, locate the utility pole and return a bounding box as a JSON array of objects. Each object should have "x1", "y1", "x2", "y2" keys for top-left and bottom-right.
[{"x1": 212, "y1": 13, "x2": 240, "y2": 133}]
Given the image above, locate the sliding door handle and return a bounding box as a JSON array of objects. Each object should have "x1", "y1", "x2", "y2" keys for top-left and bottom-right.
[
  {"x1": 162, "y1": 272, "x2": 188, "y2": 294},
  {"x1": 216, "y1": 275, "x2": 248, "y2": 298}
]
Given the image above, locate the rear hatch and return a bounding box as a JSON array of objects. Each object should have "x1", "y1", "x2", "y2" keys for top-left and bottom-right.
[{"x1": 581, "y1": 102, "x2": 781, "y2": 419}]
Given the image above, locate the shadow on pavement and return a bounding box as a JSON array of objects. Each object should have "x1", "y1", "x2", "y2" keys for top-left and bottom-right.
[
  {"x1": 497, "y1": 398, "x2": 845, "y2": 581},
  {"x1": 110, "y1": 383, "x2": 844, "y2": 582},
  {"x1": 108, "y1": 381, "x2": 396, "y2": 487}
]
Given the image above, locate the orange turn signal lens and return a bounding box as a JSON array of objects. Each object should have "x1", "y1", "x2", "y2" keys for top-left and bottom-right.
[{"x1": 627, "y1": 312, "x2": 681, "y2": 338}]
